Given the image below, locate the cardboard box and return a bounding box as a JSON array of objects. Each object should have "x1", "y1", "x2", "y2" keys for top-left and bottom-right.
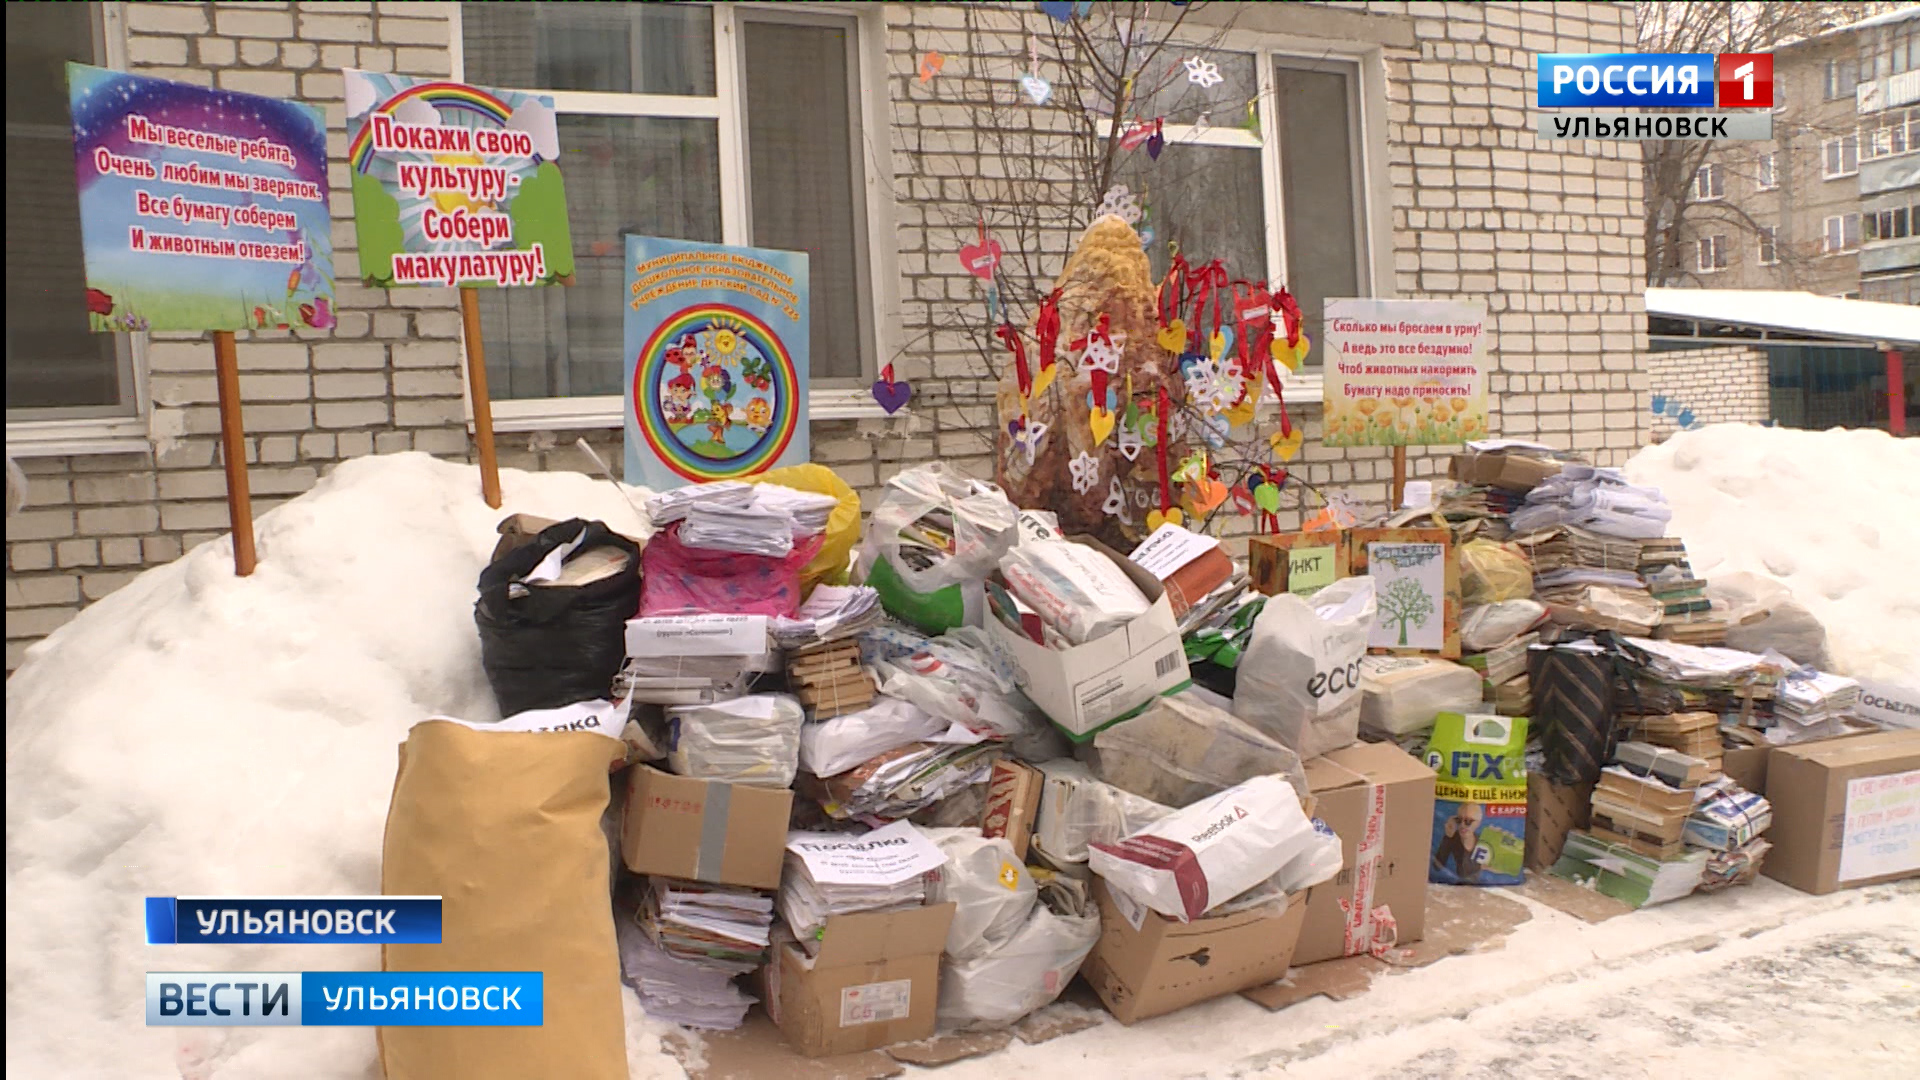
[
  {"x1": 621, "y1": 766, "x2": 792, "y2": 890},
  {"x1": 985, "y1": 538, "x2": 1191, "y2": 740},
  {"x1": 1248, "y1": 530, "x2": 1351, "y2": 598},
  {"x1": 1721, "y1": 745, "x2": 1771, "y2": 795},
  {"x1": 980, "y1": 759, "x2": 1042, "y2": 860},
  {"x1": 1081, "y1": 882, "x2": 1308, "y2": 1024},
  {"x1": 1295, "y1": 741, "x2": 1436, "y2": 965},
  {"x1": 1448, "y1": 451, "x2": 1563, "y2": 492},
  {"x1": 1763, "y1": 730, "x2": 1920, "y2": 895},
  {"x1": 763, "y1": 904, "x2": 956, "y2": 1057}
]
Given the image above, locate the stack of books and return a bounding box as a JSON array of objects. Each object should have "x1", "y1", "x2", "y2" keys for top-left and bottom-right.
[
  {"x1": 786, "y1": 639, "x2": 875, "y2": 719},
  {"x1": 1623, "y1": 711, "x2": 1723, "y2": 775},
  {"x1": 1612, "y1": 739, "x2": 1714, "y2": 789},
  {"x1": 1590, "y1": 763, "x2": 1697, "y2": 859},
  {"x1": 1462, "y1": 631, "x2": 1538, "y2": 716},
  {"x1": 1686, "y1": 777, "x2": 1774, "y2": 893},
  {"x1": 1551, "y1": 831, "x2": 1707, "y2": 908},
  {"x1": 1641, "y1": 538, "x2": 1725, "y2": 644}
]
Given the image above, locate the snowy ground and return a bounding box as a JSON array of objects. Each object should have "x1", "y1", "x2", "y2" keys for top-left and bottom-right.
[{"x1": 7, "y1": 433, "x2": 1920, "y2": 1079}]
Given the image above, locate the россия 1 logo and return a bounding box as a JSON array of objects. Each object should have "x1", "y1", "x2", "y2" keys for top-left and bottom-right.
[{"x1": 1537, "y1": 53, "x2": 1773, "y2": 109}]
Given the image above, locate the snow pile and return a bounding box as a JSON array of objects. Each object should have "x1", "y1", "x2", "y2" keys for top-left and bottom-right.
[
  {"x1": 3, "y1": 453, "x2": 688, "y2": 1080},
  {"x1": 1625, "y1": 424, "x2": 1920, "y2": 681}
]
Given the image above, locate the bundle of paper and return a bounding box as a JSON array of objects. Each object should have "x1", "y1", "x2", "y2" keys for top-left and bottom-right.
[
  {"x1": 1538, "y1": 582, "x2": 1662, "y2": 636},
  {"x1": 618, "y1": 655, "x2": 762, "y2": 705},
  {"x1": 1514, "y1": 525, "x2": 1646, "y2": 575},
  {"x1": 1491, "y1": 675, "x2": 1531, "y2": 717},
  {"x1": 1624, "y1": 711, "x2": 1722, "y2": 771},
  {"x1": 617, "y1": 900, "x2": 758, "y2": 1030},
  {"x1": 680, "y1": 502, "x2": 798, "y2": 557},
  {"x1": 1611, "y1": 740, "x2": 1712, "y2": 789},
  {"x1": 1463, "y1": 632, "x2": 1536, "y2": 688},
  {"x1": 748, "y1": 483, "x2": 840, "y2": 537},
  {"x1": 1550, "y1": 830, "x2": 1706, "y2": 908},
  {"x1": 639, "y1": 877, "x2": 775, "y2": 976},
  {"x1": 772, "y1": 585, "x2": 884, "y2": 651},
  {"x1": 778, "y1": 821, "x2": 945, "y2": 947},
  {"x1": 1775, "y1": 669, "x2": 1861, "y2": 724},
  {"x1": 786, "y1": 638, "x2": 876, "y2": 719},
  {"x1": 1685, "y1": 778, "x2": 1772, "y2": 852},
  {"x1": 802, "y1": 740, "x2": 1001, "y2": 821},
  {"x1": 1653, "y1": 612, "x2": 1729, "y2": 646},
  {"x1": 1508, "y1": 468, "x2": 1672, "y2": 541},
  {"x1": 1697, "y1": 837, "x2": 1771, "y2": 893},
  {"x1": 1619, "y1": 637, "x2": 1774, "y2": 689},
  {"x1": 645, "y1": 480, "x2": 755, "y2": 526},
  {"x1": 1591, "y1": 765, "x2": 1695, "y2": 858}
]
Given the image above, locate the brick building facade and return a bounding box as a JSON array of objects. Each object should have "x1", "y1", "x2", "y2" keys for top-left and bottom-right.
[
  {"x1": 5, "y1": 1, "x2": 1653, "y2": 669},
  {"x1": 1645, "y1": 345, "x2": 1772, "y2": 438}
]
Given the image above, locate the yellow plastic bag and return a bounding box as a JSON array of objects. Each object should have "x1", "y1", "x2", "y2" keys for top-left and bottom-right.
[
  {"x1": 1458, "y1": 538, "x2": 1533, "y2": 605},
  {"x1": 747, "y1": 463, "x2": 861, "y2": 593}
]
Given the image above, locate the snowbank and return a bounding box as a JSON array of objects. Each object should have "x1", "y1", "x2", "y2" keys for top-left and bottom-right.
[
  {"x1": 3, "y1": 453, "x2": 686, "y2": 1080},
  {"x1": 1624, "y1": 423, "x2": 1920, "y2": 681}
]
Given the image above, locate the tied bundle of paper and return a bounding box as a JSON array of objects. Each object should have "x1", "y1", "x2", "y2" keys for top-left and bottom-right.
[
  {"x1": 638, "y1": 877, "x2": 775, "y2": 976},
  {"x1": 1550, "y1": 831, "x2": 1706, "y2": 908},
  {"x1": 1698, "y1": 837, "x2": 1773, "y2": 893},
  {"x1": 786, "y1": 638, "x2": 875, "y2": 719},
  {"x1": 1617, "y1": 637, "x2": 1783, "y2": 730},
  {"x1": 616, "y1": 893, "x2": 760, "y2": 1030},
  {"x1": 771, "y1": 585, "x2": 883, "y2": 651},
  {"x1": 1623, "y1": 711, "x2": 1722, "y2": 774},
  {"x1": 645, "y1": 481, "x2": 755, "y2": 526},
  {"x1": 1507, "y1": 465, "x2": 1672, "y2": 541},
  {"x1": 665, "y1": 694, "x2": 805, "y2": 787},
  {"x1": 748, "y1": 483, "x2": 840, "y2": 538},
  {"x1": 1770, "y1": 668, "x2": 1863, "y2": 745},
  {"x1": 778, "y1": 821, "x2": 947, "y2": 949},
  {"x1": 1590, "y1": 762, "x2": 1696, "y2": 859},
  {"x1": 801, "y1": 740, "x2": 1002, "y2": 821},
  {"x1": 621, "y1": 614, "x2": 775, "y2": 705},
  {"x1": 1685, "y1": 777, "x2": 1772, "y2": 853}
]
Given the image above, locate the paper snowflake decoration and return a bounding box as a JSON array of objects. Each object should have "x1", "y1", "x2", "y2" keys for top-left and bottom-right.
[
  {"x1": 1101, "y1": 476, "x2": 1129, "y2": 519},
  {"x1": 1068, "y1": 450, "x2": 1101, "y2": 494},
  {"x1": 1094, "y1": 185, "x2": 1142, "y2": 225},
  {"x1": 1183, "y1": 56, "x2": 1223, "y2": 88},
  {"x1": 1181, "y1": 355, "x2": 1238, "y2": 413},
  {"x1": 1116, "y1": 425, "x2": 1144, "y2": 462},
  {"x1": 1077, "y1": 327, "x2": 1123, "y2": 373},
  {"x1": 1012, "y1": 419, "x2": 1049, "y2": 464}
]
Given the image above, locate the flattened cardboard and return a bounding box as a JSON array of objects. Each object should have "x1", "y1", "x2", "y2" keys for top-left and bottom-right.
[
  {"x1": 1347, "y1": 527, "x2": 1460, "y2": 659},
  {"x1": 884, "y1": 1030, "x2": 1012, "y2": 1067},
  {"x1": 1448, "y1": 451, "x2": 1563, "y2": 492},
  {"x1": 981, "y1": 759, "x2": 1043, "y2": 860},
  {"x1": 767, "y1": 904, "x2": 956, "y2": 1059},
  {"x1": 1013, "y1": 995, "x2": 1107, "y2": 1044},
  {"x1": 1296, "y1": 741, "x2": 1437, "y2": 966},
  {"x1": 1764, "y1": 729, "x2": 1920, "y2": 895},
  {"x1": 1240, "y1": 954, "x2": 1379, "y2": 1010},
  {"x1": 1526, "y1": 775, "x2": 1595, "y2": 871},
  {"x1": 1082, "y1": 883, "x2": 1308, "y2": 1024},
  {"x1": 621, "y1": 766, "x2": 793, "y2": 890},
  {"x1": 1248, "y1": 530, "x2": 1350, "y2": 597},
  {"x1": 689, "y1": 1013, "x2": 903, "y2": 1080},
  {"x1": 1517, "y1": 868, "x2": 1634, "y2": 923},
  {"x1": 986, "y1": 537, "x2": 1192, "y2": 740}
]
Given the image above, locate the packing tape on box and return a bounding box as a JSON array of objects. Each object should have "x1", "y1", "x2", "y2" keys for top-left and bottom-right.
[
  {"x1": 1337, "y1": 782, "x2": 1398, "y2": 960},
  {"x1": 696, "y1": 782, "x2": 732, "y2": 882}
]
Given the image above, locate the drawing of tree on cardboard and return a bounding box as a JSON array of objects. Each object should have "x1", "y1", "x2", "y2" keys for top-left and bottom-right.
[{"x1": 1379, "y1": 578, "x2": 1435, "y2": 647}]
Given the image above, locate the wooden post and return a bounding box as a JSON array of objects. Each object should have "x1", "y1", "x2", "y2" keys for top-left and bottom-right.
[
  {"x1": 1390, "y1": 444, "x2": 1408, "y2": 511},
  {"x1": 1888, "y1": 347, "x2": 1907, "y2": 437},
  {"x1": 459, "y1": 286, "x2": 503, "y2": 509},
  {"x1": 211, "y1": 330, "x2": 257, "y2": 577}
]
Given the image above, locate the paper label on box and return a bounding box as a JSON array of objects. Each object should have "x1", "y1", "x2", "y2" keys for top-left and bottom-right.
[
  {"x1": 1838, "y1": 768, "x2": 1920, "y2": 883},
  {"x1": 785, "y1": 821, "x2": 948, "y2": 886},
  {"x1": 626, "y1": 614, "x2": 769, "y2": 657},
  {"x1": 1129, "y1": 523, "x2": 1220, "y2": 580},
  {"x1": 839, "y1": 979, "x2": 911, "y2": 1027},
  {"x1": 1107, "y1": 885, "x2": 1148, "y2": 931},
  {"x1": 1288, "y1": 546, "x2": 1338, "y2": 596}
]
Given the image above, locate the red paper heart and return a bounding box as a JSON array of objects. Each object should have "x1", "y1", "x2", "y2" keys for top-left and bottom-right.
[{"x1": 960, "y1": 225, "x2": 1003, "y2": 281}]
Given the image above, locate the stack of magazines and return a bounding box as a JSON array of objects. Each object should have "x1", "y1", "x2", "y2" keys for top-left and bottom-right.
[
  {"x1": 777, "y1": 822, "x2": 947, "y2": 948},
  {"x1": 613, "y1": 877, "x2": 774, "y2": 1030},
  {"x1": 772, "y1": 584, "x2": 884, "y2": 650}
]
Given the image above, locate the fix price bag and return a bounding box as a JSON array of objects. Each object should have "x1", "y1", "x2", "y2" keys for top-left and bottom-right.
[
  {"x1": 1425, "y1": 712, "x2": 1528, "y2": 887},
  {"x1": 1232, "y1": 576, "x2": 1377, "y2": 758}
]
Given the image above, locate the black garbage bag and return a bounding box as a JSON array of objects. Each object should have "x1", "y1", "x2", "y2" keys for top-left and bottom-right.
[
  {"x1": 1529, "y1": 638, "x2": 1618, "y2": 785},
  {"x1": 474, "y1": 518, "x2": 642, "y2": 717}
]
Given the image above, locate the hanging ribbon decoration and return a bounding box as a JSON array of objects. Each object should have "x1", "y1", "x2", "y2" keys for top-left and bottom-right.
[
  {"x1": 1155, "y1": 385, "x2": 1174, "y2": 515},
  {"x1": 1033, "y1": 288, "x2": 1063, "y2": 398},
  {"x1": 996, "y1": 322, "x2": 1031, "y2": 400},
  {"x1": 1187, "y1": 260, "x2": 1229, "y2": 354},
  {"x1": 1157, "y1": 255, "x2": 1189, "y2": 333}
]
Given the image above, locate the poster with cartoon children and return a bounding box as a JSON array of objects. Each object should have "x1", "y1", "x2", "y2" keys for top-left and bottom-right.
[{"x1": 623, "y1": 237, "x2": 810, "y2": 489}]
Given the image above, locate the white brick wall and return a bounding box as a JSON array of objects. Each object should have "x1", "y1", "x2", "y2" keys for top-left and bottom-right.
[
  {"x1": 1645, "y1": 345, "x2": 1771, "y2": 437},
  {"x1": 4, "y1": 0, "x2": 1653, "y2": 668}
]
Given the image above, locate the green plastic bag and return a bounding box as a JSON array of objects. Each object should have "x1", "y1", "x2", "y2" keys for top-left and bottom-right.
[{"x1": 1425, "y1": 712, "x2": 1528, "y2": 886}]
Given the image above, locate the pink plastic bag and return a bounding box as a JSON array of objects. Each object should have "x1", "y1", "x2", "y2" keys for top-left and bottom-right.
[{"x1": 639, "y1": 523, "x2": 824, "y2": 617}]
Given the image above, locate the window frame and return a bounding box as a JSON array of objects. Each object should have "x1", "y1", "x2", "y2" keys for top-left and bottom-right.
[
  {"x1": 1823, "y1": 213, "x2": 1862, "y2": 254},
  {"x1": 1822, "y1": 132, "x2": 1860, "y2": 179},
  {"x1": 1757, "y1": 225, "x2": 1779, "y2": 266},
  {"x1": 6, "y1": 1, "x2": 152, "y2": 458},
  {"x1": 1695, "y1": 234, "x2": 1727, "y2": 273},
  {"x1": 449, "y1": 1, "x2": 904, "y2": 431},
  {"x1": 1693, "y1": 162, "x2": 1725, "y2": 201},
  {"x1": 1755, "y1": 151, "x2": 1778, "y2": 191}
]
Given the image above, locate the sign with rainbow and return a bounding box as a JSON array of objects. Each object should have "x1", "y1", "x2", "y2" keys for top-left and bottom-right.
[
  {"x1": 67, "y1": 64, "x2": 333, "y2": 333},
  {"x1": 623, "y1": 236, "x2": 810, "y2": 489},
  {"x1": 342, "y1": 70, "x2": 572, "y2": 289}
]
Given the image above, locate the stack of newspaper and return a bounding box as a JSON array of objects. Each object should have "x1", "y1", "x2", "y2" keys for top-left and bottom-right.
[
  {"x1": 778, "y1": 821, "x2": 948, "y2": 948},
  {"x1": 749, "y1": 483, "x2": 840, "y2": 537},
  {"x1": 772, "y1": 584, "x2": 884, "y2": 649},
  {"x1": 645, "y1": 480, "x2": 754, "y2": 526},
  {"x1": 1771, "y1": 668, "x2": 1862, "y2": 744},
  {"x1": 680, "y1": 502, "x2": 800, "y2": 557}
]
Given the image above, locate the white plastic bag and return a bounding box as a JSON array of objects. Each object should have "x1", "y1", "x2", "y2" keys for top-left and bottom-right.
[
  {"x1": 1087, "y1": 691, "x2": 1308, "y2": 808},
  {"x1": 935, "y1": 901, "x2": 1100, "y2": 1031},
  {"x1": 1089, "y1": 774, "x2": 1316, "y2": 922},
  {"x1": 665, "y1": 694, "x2": 804, "y2": 787},
  {"x1": 1358, "y1": 656, "x2": 1485, "y2": 739},
  {"x1": 999, "y1": 540, "x2": 1149, "y2": 645},
  {"x1": 922, "y1": 829, "x2": 1038, "y2": 961},
  {"x1": 798, "y1": 696, "x2": 949, "y2": 778},
  {"x1": 1709, "y1": 572, "x2": 1832, "y2": 670},
  {"x1": 1032, "y1": 760, "x2": 1174, "y2": 865},
  {"x1": 1460, "y1": 599, "x2": 1547, "y2": 652},
  {"x1": 857, "y1": 463, "x2": 1020, "y2": 633},
  {"x1": 1232, "y1": 577, "x2": 1377, "y2": 758}
]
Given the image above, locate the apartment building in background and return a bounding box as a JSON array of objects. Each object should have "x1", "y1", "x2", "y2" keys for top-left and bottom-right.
[{"x1": 1680, "y1": 6, "x2": 1919, "y2": 303}]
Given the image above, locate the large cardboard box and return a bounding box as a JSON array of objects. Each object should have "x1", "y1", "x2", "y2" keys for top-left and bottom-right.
[
  {"x1": 986, "y1": 538, "x2": 1191, "y2": 740},
  {"x1": 1721, "y1": 745, "x2": 1771, "y2": 795},
  {"x1": 763, "y1": 904, "x2": 955, "y2": 1057},
  {"x1": 620, "y1": 766, "x2": 792, "y2": 890},
  {"x1": 1448, "y1": 451, "x2": 1563, "y2": 492},
  {"x1": 1081, "y1": 882, "x2": 1308, "y2": 1024},
  {"x1": 1763, "y1": 730, "x2": 1920, "y2": 895},
  {"x1": 1295, "y1": 741, "x2": 1436, "y2": 965}
]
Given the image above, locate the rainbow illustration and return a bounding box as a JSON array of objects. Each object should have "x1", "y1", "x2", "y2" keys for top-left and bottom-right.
[
  {"x1": 347, "y1": 82, "x2": 514, "y2": 173},
  {"x1": 633, "y1": 304, "x2": 802, "y2": 483}
]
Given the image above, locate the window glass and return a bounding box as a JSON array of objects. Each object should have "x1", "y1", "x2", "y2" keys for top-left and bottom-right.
[
  {"x1": 462, "y1": 2, "x2": 715, "y2": 96},
  {"x1": 1116, "y1": 142, "x2": 1267, "y2": 285},
  {"x1": 1273, "y1": 61, "x2": 1362, "y2": 346},
  {"x1": 4, "y1": 2, "x2": 125, "y2": 413},
  {"x1": 1115, "y1": 48, "x2": 1259, "y2": 127}
]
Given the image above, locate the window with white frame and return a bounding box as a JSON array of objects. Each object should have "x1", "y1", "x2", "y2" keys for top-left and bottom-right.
[
  {"x1": 1823, "y1": 213, "x2": 1861, "y2": 253},
  {"x1": 459, "y1": 2, "x2": 882, "y2": 415},
  {"x1": 1757, "y1": 225, "x2": 1779, "y2": 266},
  {"x1": 1755, "y1": 151, "x2": 1778, "y2": 191},
  {"x1": 1823, "y1": 133, "x2": 1860, "y2": 178},
  {"x1": 1696, "y1": 234, "x2": 1727, "y2": 272},
  {"x1": 1693, "y1": 163, "x2": 1725, "y2": 201},
  {"x1": 1825, "y1": 58, "x2": 1860, "y2": 100},
  {"x1": 5, "y1": 2, "x2": 138, "y2": 421},
  {"x1": 1865, "y1": 107, "x2": 1916, "y2": 160},
  {"x1": 1110, "y1": 51, "x2": 1373, "y2": 357},
  {"x1": 1866, "y1": 204, "x2": 1913, "y2": 242}
]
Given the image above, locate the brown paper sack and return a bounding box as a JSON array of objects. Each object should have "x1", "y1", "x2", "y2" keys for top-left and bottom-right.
[{"x1": 379, "y1": 720, "x2": 628, "y2": 1080}]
